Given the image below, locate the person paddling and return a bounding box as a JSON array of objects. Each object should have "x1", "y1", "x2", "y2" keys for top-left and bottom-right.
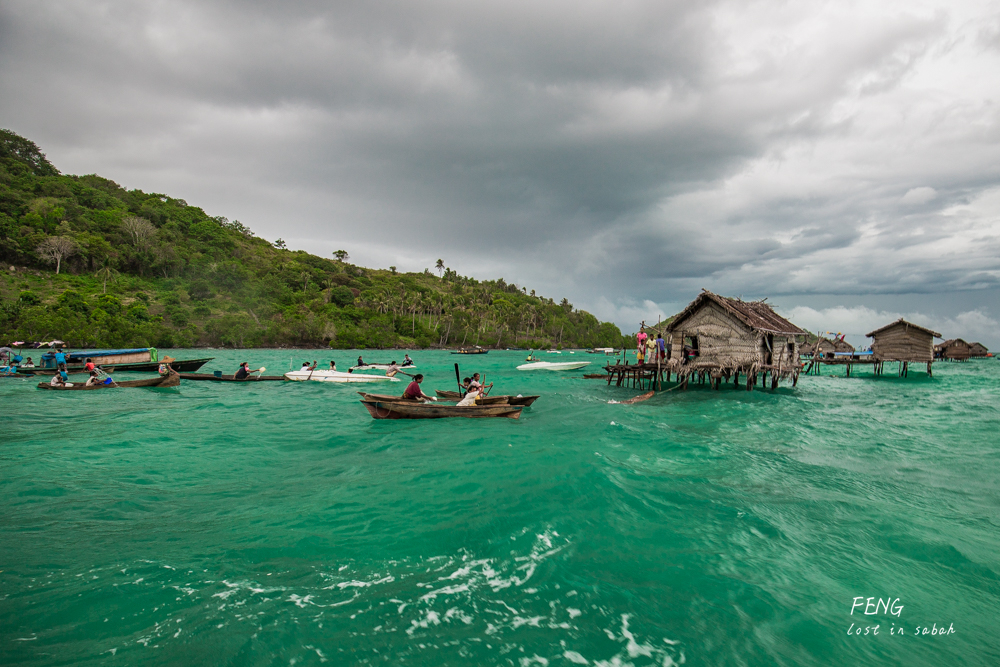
[
  {"x1": 402, "y1": 374, "x2": 436, "y2": 401},
  {"x1": 235, "y1": 362, "x2": 252, "y2": 380}
]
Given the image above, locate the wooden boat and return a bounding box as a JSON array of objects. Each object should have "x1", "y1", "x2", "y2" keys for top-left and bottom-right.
[
  {"x1": 19, "y1": 357, "x2": 213, "y2": 375},
  {"x1": 350, "y1": 363, "x2": 417, "y2": 371},
  {"x1": 357, "y1": 392, "x2": 509, "y2": 405},
  {"x1": 37, "y1": 371, "x2": 180, "y2": 390},
  {"x1": 434, "y1": 389, "x2": 539, "y2": 406},
  {"x1": 583, "y1": 373, "x2": 609, "y2": 379},
  {"x1": 452, "y1": 347, "x2": 488, "y2": 355},
  {"x1": 517, "y1": 361, "x2": 590, "y2": 371},
  {"x1": 360, "y1": 400, "x2": 522, "y2": 419},
  {"x1": 284, "y1": 369, "x2": 400, "y2": 383},
  {"x1": 179, "y1": 373, "x2": 287, "y2": 382}
]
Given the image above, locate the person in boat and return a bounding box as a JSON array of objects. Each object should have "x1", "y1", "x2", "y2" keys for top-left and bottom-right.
[
  {"x1": 11, "y1": 352, "x2": 23, "y2": 367},
  {"x1": 84, "y1": 358, "x2": 96, "y2": 372},
  {"x1": 469, "y1": 373, "x2": 493, "y2": 394},
  {"x1": 456, "y1": 384, "x2": 483, "y2": 407},
  {"x1": 54, "y1": 347, "x2": 69, "y2": 371},
  {"x1": 22, "y1": 357, "x2": 34, "y2": 368},
  {"x1": 357, "y1": 355, "x2": 365, "y2": 367},
  {"x1": 402, "y1": 354, "x2": 414, "y2": 367},
  {"x1": 301, "y1": 361, "x2": 317, "y2": 371},
  {"x1": 386, "y1": 361, "x2": 401, "y2": 377},
  {"x1": 85, "y1": 370, "x2": 102, "y2": 387},
  {"x1": 50, "y1": 373, "x2": 68, "y2": 387},
  {"x1": 329, "y1": 360, "x2": 337, "y2": 371},
  {"x1": 402, "y1": 374, "x2": 436, "y2": 401},
  {"x1": 235, "y1": 362, "x2": 252, "y2": 380}
]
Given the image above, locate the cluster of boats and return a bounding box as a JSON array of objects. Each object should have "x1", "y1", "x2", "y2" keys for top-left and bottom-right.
[{"x1": 10, "y1": 344, "x2": 613, "y2": 419}]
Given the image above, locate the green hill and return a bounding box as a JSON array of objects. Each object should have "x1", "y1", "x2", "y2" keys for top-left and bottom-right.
[{"x1": 0, "y1": 129, "x2": 624, "y2": 350}]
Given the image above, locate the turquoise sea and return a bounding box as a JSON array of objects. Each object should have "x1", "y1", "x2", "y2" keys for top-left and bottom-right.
[{"x1": 2, "y1": 349, "x2": 998, "y2": 666}]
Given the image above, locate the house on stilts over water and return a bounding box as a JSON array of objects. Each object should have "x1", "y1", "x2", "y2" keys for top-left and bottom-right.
[
  {"x1": 663, "y1": 290, "x2": 808, "y2": 390},
  {"x1": 935, "y1": 338, "x2": 972, "y2": 361},
  {"x1": 865, "y1": 319, "x2": 941, "y2": 376},
  {"x1": 968, "y1": 342, "x2": 990, "y2": 358},
  {"x1": 802, "y1": 336, "x2": 854, "y2": 359}
]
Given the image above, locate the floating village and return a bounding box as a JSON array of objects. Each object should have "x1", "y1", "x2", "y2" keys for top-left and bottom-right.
[{"x1": 1, "y1": 289, "x2": 991, "y2": 418}]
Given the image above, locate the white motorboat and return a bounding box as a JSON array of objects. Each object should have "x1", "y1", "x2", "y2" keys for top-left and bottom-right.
[
  {"x1": 284, "y1": 369, "x2": 401, "y2": 383},
  {"x1": 516, "y1": 361, "x2": 591, "y2": 371}
]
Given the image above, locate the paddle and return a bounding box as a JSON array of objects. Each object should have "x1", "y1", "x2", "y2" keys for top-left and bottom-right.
[
  {"x1": 256, "y1": 366, "x2": 266, "y2": 380},
  {"x1": 454, "y1": 363, "x2": 461, "y2": 392}
]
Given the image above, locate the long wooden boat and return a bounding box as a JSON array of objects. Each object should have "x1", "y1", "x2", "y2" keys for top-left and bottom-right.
[
  {"x1": 179, "y1": 373, "x2": 287, "y2": 382},
  {"x1": 350, "y1": 363, "x2": 417, "y2": 371},
  {"x1": 361, "y1": 399, "x2": 521, "y2": 419},
  {"x1": 19, "y1": 357, "x2": 213, "y2": 375},
  {"x1": 452, "y1": 347, "x2": 489, "y2": 355},
  {"x1": 434, "y1": 389, "x2": 539, "y2": 406},
  {"x1": 362, "y1": 391, "x2": 511, "y2": 405},
  {"x1": 37, "y1": 371, "x2": 180, "y2": 391}
]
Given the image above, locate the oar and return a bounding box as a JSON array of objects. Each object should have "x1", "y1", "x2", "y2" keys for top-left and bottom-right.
[
  {"x1": 255, "y1": 366, "x2": 266, "y2": 380},
  {"x1": 454, "y1": 363, "x2": 462, "y2": 392}
]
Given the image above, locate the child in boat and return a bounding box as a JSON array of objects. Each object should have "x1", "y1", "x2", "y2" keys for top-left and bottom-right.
[
  {"x1": 22, "y1": 357, "x2": 34, "y2": 368},
  {"x1": 84, "y1": 358, "x2": 96, "y2": 372},
  {"x1": 402, "y1": 354, "x2": 414, "y2": 367},
  {"x1": 85, "y1": 371, "x2": 102, "y2": 387},
  {"x1": 456, "y1": 387, "x2": 482, "y2": 406},
  {"x1": 50, "y1": 374, "x2": 66, "y2": 387},
  {"x1": 329, "y1": 360, "x2": 337, "y2": 370}
]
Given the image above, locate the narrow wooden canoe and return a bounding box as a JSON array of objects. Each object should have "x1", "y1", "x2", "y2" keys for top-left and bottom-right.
[
  {"x1": 19, "y1": 358, "x2": 212, "y2": 375},
  {"x1": 360, "y1": 392, "x2": 510, "y2": 405},
  {"x1": 434, "y1": 389, "x2": 539, "y2": 406},
  {"x1": 179, "y1": 373, "x2": 287, "y2": 382},
  {"x1": 360, "y1": 400, "x2": 522, "y2": 419},
  {"x1": 583, "y1": 374, "x2": 609, "y2": 379},
  {"x1": 37, "y1": 371, "x2": 180, "y2": 390}
]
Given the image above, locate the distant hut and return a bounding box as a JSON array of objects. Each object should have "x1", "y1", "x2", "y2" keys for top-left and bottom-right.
[
  {"x1": 865, "y1": 319, "x2": 941, "y2": 376},
  {"x1": 812, "y1": 336, "x2": 855, "y2": 359},
  {"x1": 935, "y1": 338, "x2": 972, "y2": 362},
  {"x1": 664, "y1": 290, "x2": 807, "y2": 389},
  {"x1": 969, "y1": 342, "x2": 989, "y2": 358}
]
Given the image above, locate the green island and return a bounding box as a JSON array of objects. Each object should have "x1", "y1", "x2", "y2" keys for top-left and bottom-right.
[{"x1": 0, "y1": 130, "x2": 624, "y2": 349}]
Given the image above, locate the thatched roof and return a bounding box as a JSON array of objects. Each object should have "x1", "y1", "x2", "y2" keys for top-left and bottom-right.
[
  {"x1": 866, "y1": 318, "x2": 941, "y2": 339},
  {"x1": 935, "y1": 338, "x2": 969, "y2": 350},
  {"x1": 666, "y1": 290, "x2": 807, "y2": 336},
  {"x1": 969, "y1": 342, "x2": 989, "y2": 354}
]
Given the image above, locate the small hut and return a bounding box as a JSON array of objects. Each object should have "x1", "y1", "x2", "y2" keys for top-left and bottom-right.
[
  {"x1": 865, "y1": 319, "x2": 941, "y2": 376},
  {"x1": 812, "y1": 336, "x2": 855, "y2": 358},
  {"x1": 969, "y1": 342, "x2": 989, "y2": 358},
  {"x1": 935, "y1": 338, "x2": 972, "y2": 361},
  {"x1": 664, "y1": 290, "x2": 807, "y2": 389}
]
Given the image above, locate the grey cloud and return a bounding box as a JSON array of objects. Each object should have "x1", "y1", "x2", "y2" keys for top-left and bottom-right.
[{"x1": 2, "y1": 0, "x2": 999, "y2": 335}]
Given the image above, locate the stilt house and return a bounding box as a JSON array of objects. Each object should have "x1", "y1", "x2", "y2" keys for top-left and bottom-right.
[
  {"x1": 664, "y1": 290, "x2": 807, "y2": 386},
  {"x1": 935, "y1": 338, "x2": 972, "y2": 361},
  {"x1": 865, "y1": 319, "x2": 940, "y2": 376},
  {"x1": 810, "y1": 337, "x2": 855, "y2": 358},
  {"x1": 969, "y1": 342, "x2": 989, "y2": 358}
]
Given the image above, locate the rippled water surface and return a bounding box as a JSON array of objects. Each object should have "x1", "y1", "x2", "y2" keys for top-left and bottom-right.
[{"x1": 2, "y1": 350, "x2": 999, "y2": 666}]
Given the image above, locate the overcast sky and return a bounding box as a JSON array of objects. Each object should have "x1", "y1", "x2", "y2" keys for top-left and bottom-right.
[{"x1": 3, "y1": 0, "x2": 1000, "y2": 346}]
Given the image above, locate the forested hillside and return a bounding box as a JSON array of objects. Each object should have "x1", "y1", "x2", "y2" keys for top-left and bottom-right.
[{"x1": 0, "y1": 130, "x2": 624, "y2": 349}]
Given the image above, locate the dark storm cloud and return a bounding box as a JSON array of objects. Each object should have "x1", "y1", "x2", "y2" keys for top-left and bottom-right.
[{"x1": 2, "y1": 0, "x2": 1000, "y2": 340}]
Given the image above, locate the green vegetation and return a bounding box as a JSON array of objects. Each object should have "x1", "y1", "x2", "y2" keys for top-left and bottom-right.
[{"x1": 0, "y1": 129, "x2": 624, "y2": 349}]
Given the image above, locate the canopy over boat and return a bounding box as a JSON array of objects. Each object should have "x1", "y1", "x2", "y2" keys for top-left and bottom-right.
[{"x1": 516, "y1": 361, "x2": 590, "y2": 371}]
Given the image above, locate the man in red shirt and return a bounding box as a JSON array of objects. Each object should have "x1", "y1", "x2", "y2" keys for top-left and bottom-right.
[{"x1": 402, "y1": 374, "x2": 435, "y2": 401}]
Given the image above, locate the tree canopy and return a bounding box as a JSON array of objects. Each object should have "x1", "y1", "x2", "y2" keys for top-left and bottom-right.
[{"x1": 0, "y1": 130, "x2": 624, "y2": 349}]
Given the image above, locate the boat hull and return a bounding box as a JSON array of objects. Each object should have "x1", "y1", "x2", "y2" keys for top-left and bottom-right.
[
  {"x1": 37, "y1": 371, "x2": 180, "y2": 390},
  {"x1": 179, "y1": 373, "x2": 287, "y2": 382},
  {"x1": 434, "y1": 389, "x2": 538, "y2": 406},
  {"x1": 516, "y1": 361, "x2": 590, "y2": 371},
  {"x1": 350, "y1": 364, "x2": 417, "y2": 371},
  {"x1": 360, "y1": 400, "x2": 521, "y2": 419},
  {"x1": 284, "y1": 370, "x2": 400, "y2": 383},
  {"x1": 19, "y1": 358, "x2": 213, "y2": 375}
]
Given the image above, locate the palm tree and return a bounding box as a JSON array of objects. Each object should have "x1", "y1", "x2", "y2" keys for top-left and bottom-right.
[
  {"x1": 435, "y1": 259, "x2": 444, "y2": 277},
  {"x1": 94, "y1": 256, "x2": 119, "y2": 294},
  {"x1": 321, "y1": 278, "x2": 336, "y2": 303}
]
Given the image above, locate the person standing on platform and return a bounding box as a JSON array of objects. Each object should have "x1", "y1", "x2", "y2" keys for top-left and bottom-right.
[
  {"x1": 646, "y1": 334, "x2": 657, "y2": 364},
  {"x1": 657, "y1": 333, "x2": 666, "y2": 361},
  {"x1": 636, "y1": 326, "x2": 647, "y2": 364},
  {"x1": 54, "y1": 347, "x2": 68, "y2": 372}
]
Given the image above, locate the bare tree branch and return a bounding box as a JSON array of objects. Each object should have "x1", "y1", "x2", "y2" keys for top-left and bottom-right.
[{"x1": 35, "y1": 236, "x2": 76, "y2": 274}]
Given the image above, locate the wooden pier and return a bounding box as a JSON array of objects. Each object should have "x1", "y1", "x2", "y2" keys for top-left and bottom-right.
[{"x1": 602, "y1": 360, "x2": 801, "y2": 391}]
